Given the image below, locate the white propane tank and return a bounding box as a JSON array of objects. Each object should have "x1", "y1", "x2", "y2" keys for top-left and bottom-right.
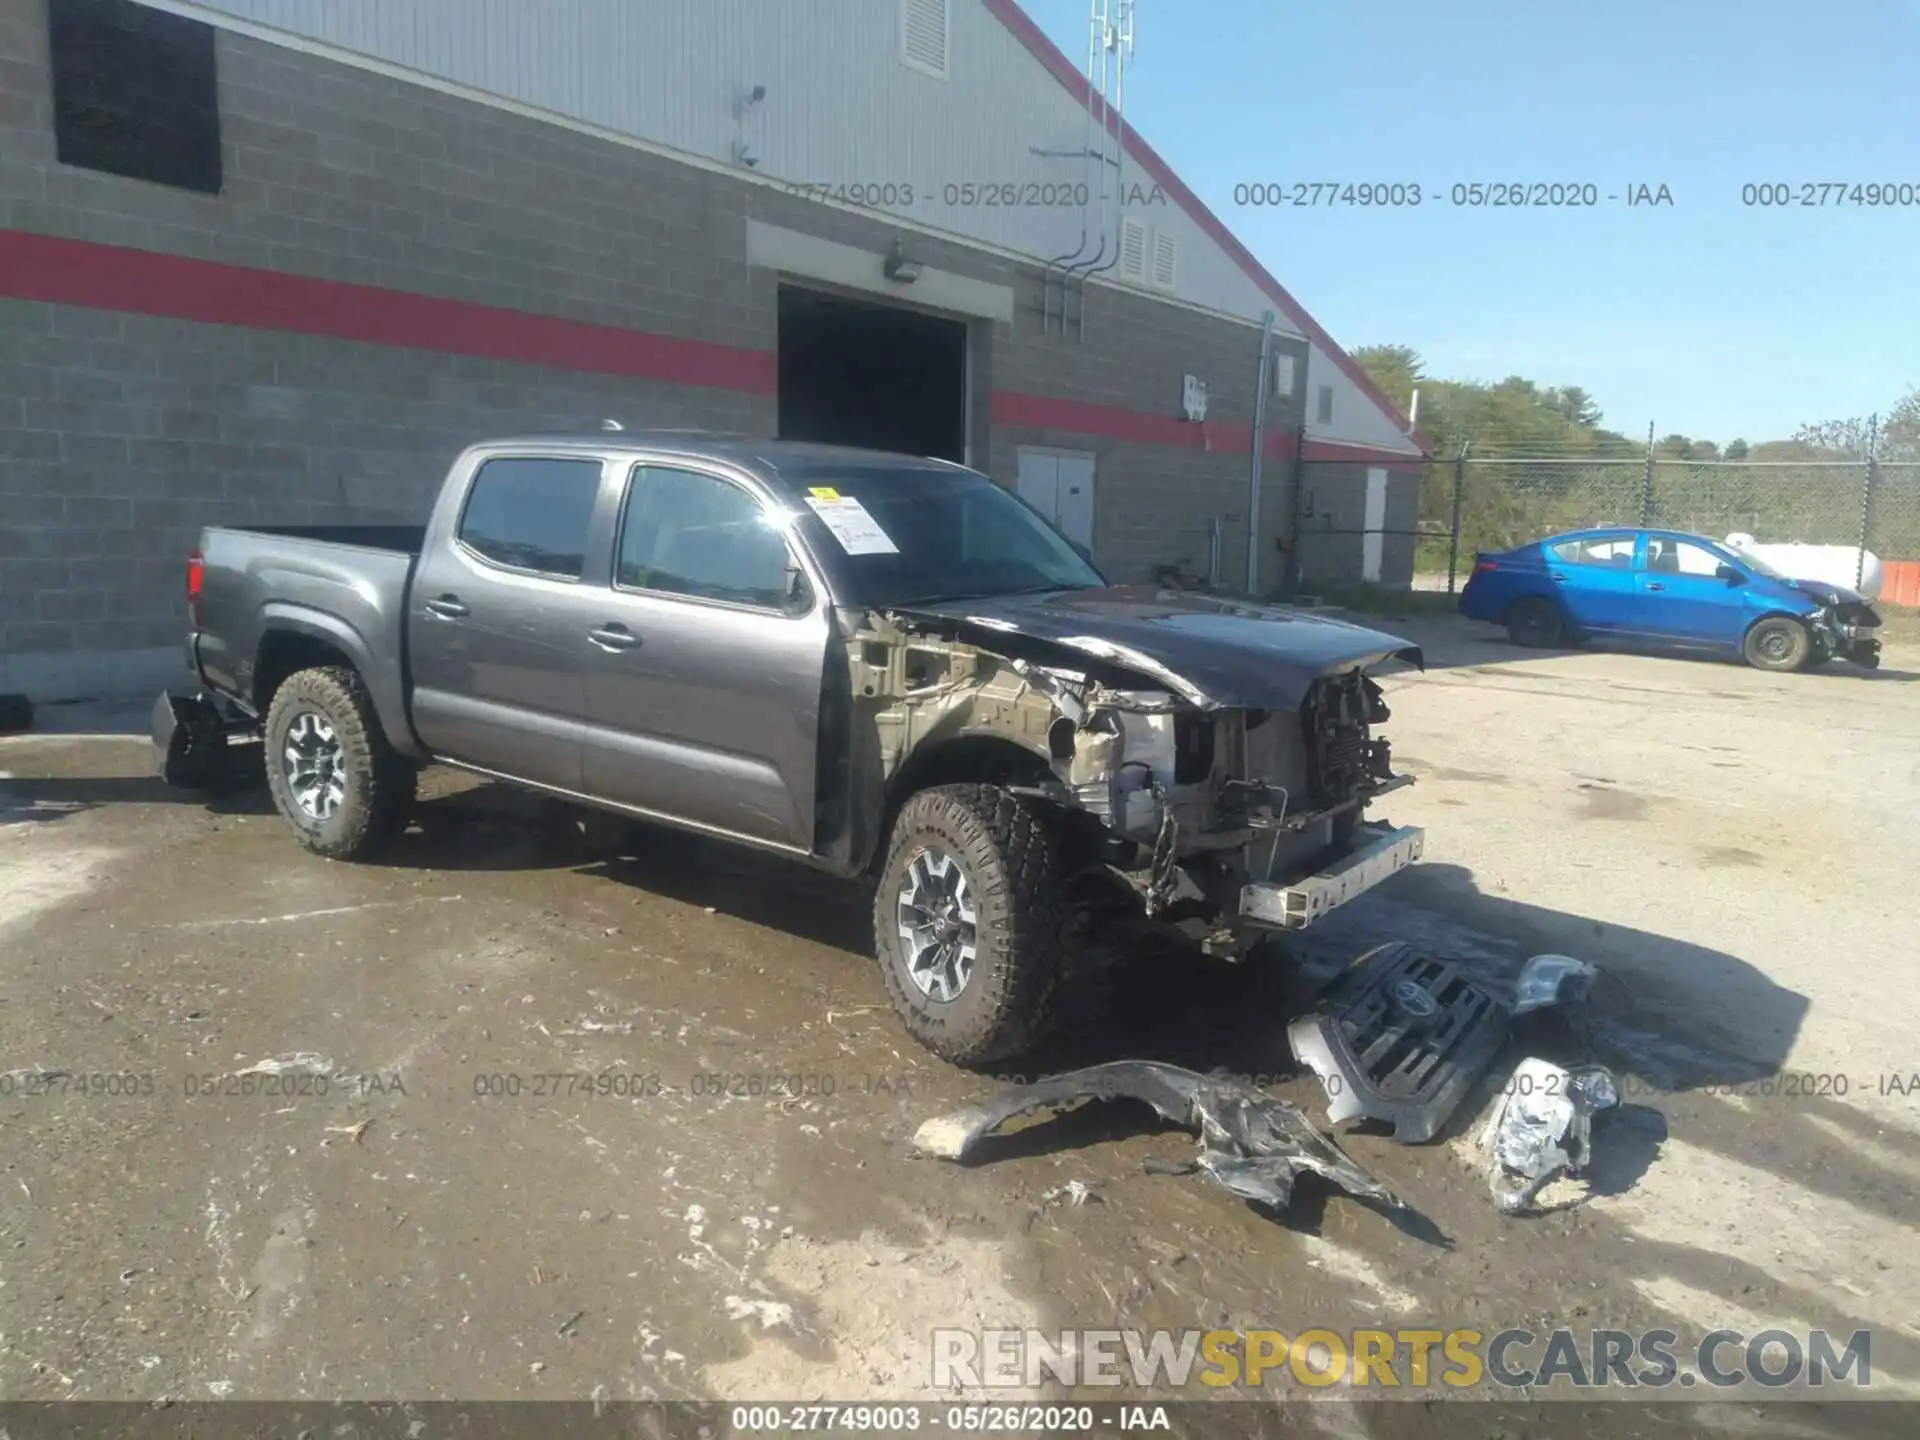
[{"x1": 1724, "y1": 532, "x2": 1883, "y2": 602}]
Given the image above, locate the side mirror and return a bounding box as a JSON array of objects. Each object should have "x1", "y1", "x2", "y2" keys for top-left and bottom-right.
[{"x1": 1716, "y1": 563, "x2": 1746, "y2": 585}]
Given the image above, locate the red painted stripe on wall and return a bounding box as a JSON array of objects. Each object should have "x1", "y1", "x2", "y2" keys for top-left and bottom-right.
[
  {"x1": 989, "y1": 389, "x2": 1424, "y2": 469},
  {"x1": 0, "y1": 229, "x2": 779, "y2": 395},
  {"x1": 2, "y1": 229, "x2": 1424, "y2": 468}
]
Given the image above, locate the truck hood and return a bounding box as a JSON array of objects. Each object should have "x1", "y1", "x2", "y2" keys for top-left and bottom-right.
[{"x1": 889, "y1": 585, "x2": 1423, "y2": 709}]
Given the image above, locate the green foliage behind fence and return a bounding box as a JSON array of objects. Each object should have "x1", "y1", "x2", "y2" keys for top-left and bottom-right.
[{"x1": 1414, "y1": 457, "x2": 1920, "y2": 580}]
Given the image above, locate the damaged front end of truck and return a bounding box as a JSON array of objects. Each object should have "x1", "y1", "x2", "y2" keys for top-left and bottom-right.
[{"x1": 833, "y1": 588, "x2": 1426, "y2": 954}]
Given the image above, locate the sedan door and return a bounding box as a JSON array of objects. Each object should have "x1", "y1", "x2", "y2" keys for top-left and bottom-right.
[
  {"x1": 577, "y1": 462, "x2": 831, "y2": 853},
  {"x1": 1542, "y1": 532, "x2": 1641, "y2": 632},
  {"x1": 1634, "y1": 536, "x2": 1752, "y2": 647},
  {"x1": 407, "y1": 454, "x2": 611, "y2": 791}
]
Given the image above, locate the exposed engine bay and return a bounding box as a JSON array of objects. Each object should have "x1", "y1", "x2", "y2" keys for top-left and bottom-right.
[
  {"x1": 834, "y1": 599, "x2": 1424, "y2": 949},
  {"x1": 1807, "y1": 596, "x2": 1883, "y2": 669}
]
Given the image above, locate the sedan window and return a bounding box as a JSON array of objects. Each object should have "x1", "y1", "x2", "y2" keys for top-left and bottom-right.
[
  {"x1": 1549, "y1": 535, "x2": 1635, "y2": 567},
  {"x1": 1646, "y1": 538, "x2": 1726, "y2": 577}
]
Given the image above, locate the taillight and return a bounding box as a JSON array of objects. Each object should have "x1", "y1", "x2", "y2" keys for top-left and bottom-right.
[
  {"x1": 1473, "y1": 559, "x2": 1498, "y2": 574},
  {"x1": 186, "y1": 549, "x2": 204, "y2": 626}
]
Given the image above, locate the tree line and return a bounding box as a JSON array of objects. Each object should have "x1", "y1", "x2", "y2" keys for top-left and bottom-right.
[
  {"x1": 1351, "y1": 345, "x2": 1920, "y2": 464},
  {"x1": 1343, "y1": 347, "x2": 1920, "y2": 563}
]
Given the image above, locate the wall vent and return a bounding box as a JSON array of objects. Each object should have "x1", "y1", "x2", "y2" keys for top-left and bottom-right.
[
  {"x1": 1119, "y1": 218, "x2": 1147, "y2": 281},
  {"x1": 901, "y1": 0, "x2": 950, "y2": 79},
  {"x1": 1151, "y1": 229, "x2": 1178, "y2": 289}
]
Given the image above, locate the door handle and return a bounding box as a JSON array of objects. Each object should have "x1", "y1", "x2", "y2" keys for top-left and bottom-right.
[
  {"x1": 424, "y1": 595, "x2": 469, "y2": 619},
  {"x1": 1549, "y1": 572, "x2": 1568, "y2": 583},
  {"x1": 588, "y1": 623, "x2": 642, "y2": 652},
  {"x1": 1645, "y1": 582, "x2": 1666, "y2": 592}
]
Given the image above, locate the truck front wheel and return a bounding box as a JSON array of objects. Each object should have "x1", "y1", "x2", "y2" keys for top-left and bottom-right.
[
  {"x1": 873, "y1": 784, "x2": 1068, "y2": 1068},
  {"x1": 264, "y1": 666, "x2": 417, "y2": 860}
]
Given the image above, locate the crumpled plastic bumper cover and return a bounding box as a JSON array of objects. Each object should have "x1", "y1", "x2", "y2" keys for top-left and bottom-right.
[{"x1": 1239, "y1": 823, "x2": 1424, "y2": 931}]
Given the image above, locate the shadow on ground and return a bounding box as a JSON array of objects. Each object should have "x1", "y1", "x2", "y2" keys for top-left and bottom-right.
[
  {"x1": 0, "y1": 767, "x2": 275, "y2": 826},
  {"x1": 350, "y1": 783, "x2": 1853, "y2": 1228}
]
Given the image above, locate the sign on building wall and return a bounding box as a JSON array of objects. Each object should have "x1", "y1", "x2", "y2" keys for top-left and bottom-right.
[{"x1": 1180, "y1": 373, "x2": 1209, "y2": 422}]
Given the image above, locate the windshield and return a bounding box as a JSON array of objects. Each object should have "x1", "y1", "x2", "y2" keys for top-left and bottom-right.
[
  {"x1": 1719, "y1": 538, "x2": 1790, "y2": 582},
  {"x1": 781, "y1": 463, "x2": 1106, "y2": 607}
]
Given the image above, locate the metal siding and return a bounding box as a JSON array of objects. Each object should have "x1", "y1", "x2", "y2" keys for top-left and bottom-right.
[
  {"x1": 180, "y1": 0, "x2": 1290, "y2": 329},
  {"x1": 1306, "y1": 341, "x2": 1417, "y2": 451}
]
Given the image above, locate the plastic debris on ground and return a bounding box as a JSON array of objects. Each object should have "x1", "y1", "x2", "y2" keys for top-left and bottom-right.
[{"x1": 911, "y1": 1060, "x2": 1402, "y2": 1223}]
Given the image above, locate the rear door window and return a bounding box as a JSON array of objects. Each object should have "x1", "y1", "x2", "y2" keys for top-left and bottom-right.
[
  {"x1": 1550, "y1": 535, "x2": 1636, "y2": 567},
  {"x1": 457, "y1": 457, "x2": 604, "y2": 579}
]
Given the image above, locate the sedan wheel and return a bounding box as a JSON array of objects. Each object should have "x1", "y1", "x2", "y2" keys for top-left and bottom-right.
[
  {"x1": 1743, "y1": 616, "x2": 1811, "y2": 672},
  {"x1": 1506, "y1": 596, "x2": 1565, "y2": 648}
]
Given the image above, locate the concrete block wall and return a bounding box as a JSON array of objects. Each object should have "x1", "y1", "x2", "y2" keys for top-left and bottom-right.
[
  {"x1": 0, "y1": 0, "x2": 1406, "y2": 699},
  {"x1": 1291, "y1": 461, "x2": 1423, "y2": 591}
]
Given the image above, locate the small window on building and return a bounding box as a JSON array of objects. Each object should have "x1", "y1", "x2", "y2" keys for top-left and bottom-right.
[
  {"x1": 1271, "y1": 353, "x2": 1296, "y2": 401},
  {"x1": 618, "y1": 466, "x2": 796, "y2": 610},
  {"x1": 1151, "y1": 230, "x2": 1178, "y2": 290},
  {"x1": 48, "y1": 0, "x2": 222, "y2": 194},
  {"x1": 900, "y1": 0, "x2": 950, "y2": 79},
  {"x1": 1119, "y1": 218, "x2": 1147, "y2": 282},
  {"x1": 1316, "y1": 384, "x2": 1334, "y2": 425},
  {"x1": 457, "y1": 457, "x2": 603, "y2": 579}
]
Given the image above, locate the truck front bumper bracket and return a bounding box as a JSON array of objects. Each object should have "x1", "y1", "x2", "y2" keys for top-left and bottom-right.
[{"x1": 1238, "y1": 823, "x2": 1424, "y2": 932}]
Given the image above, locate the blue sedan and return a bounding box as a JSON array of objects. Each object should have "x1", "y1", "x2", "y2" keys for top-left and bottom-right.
[{"x1": 1458, "y1": 528, "x2": 1883, "y2": 671}]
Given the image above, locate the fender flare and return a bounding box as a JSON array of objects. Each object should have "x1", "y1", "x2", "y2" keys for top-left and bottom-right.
[{"x1": 255, "y1": 603, "x2": 423, "y2": 759}]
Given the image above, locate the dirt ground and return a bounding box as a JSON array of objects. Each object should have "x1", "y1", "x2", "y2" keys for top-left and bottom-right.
[{"x1": 3, "y1": 615, "x2": 1919, "y2": 1432}]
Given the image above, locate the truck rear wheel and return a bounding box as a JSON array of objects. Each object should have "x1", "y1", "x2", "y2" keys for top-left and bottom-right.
[
  {"x1": 873, "y1": 784, "x2": 1068, "y2": 1068},
  {"x1": 264, "y1": 666, "x2": 417, "y2": 860}
]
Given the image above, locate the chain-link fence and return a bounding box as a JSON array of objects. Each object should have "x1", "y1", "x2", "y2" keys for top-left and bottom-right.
[{"x1": 1412, "y1": 454, "x2": 1920, "y2": 603}]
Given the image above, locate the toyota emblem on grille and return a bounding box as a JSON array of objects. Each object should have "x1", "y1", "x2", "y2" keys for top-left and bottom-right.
[{"x1": 1390, "y1": 979, "x2": 1437, "y2": 1017}]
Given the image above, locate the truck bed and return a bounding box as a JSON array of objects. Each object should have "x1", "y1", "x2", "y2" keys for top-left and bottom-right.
[
  {"x1": 193, "y1": 524, "x2": 426, "y2": 737},
  {"x1": 214, "y1": 524, "x2": 427, "y2": 554}
]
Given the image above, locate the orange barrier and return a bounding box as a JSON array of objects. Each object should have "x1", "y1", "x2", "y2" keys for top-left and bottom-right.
[{"x1": 1882, "y1": 561, "x2": 1920, "y2": 609}]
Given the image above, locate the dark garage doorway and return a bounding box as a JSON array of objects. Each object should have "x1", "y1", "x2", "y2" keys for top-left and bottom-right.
[{"x1": 777, "y1": 285, "x2": 968, "y2": 463}]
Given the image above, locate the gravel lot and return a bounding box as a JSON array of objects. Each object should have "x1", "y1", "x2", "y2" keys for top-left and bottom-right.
[{"x1": 2, "y1": 614, "x2": 1917, "y2": 1432}]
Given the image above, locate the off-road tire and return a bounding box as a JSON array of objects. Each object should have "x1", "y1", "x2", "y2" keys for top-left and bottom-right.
[
  {"x1": 1742, "y1": 615, "x2": 1811, "y2": 673},
  {"x1": 1506, "y1": 595, "x2": 1565, "y2": 648},
  {"x1": 264, "y1": 666, "x2": 417, "y2": 860},
  {"x1": 873, "y1": 784, "x2": 1068, "y2": 1068}
]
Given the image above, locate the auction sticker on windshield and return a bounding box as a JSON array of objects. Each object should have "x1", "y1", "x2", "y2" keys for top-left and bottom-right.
[{"x1": 805, "y1": 491, "x2": 900, "y2": 555}]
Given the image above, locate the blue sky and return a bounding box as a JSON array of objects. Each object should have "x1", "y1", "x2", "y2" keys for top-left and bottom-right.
[{"x1": 1023, "y1": 0, "x2": 1920, "y2": 443}]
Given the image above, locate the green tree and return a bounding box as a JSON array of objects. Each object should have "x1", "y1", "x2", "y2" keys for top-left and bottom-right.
[
  {"x1": 1724, "y1": 438, "x2": 1749, "y2": 460},
  {"x1": 1349, "y1": 345, "x2": 1424, "y2": 415},
  {"x1": 1789, "y1": 390, "x2": 1920, "y2": 460}
]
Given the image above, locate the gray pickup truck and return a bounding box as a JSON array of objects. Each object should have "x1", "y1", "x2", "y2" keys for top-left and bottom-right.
[{"x1": 154, "y1": 434, "x2": 1426, "y2": 1065}]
